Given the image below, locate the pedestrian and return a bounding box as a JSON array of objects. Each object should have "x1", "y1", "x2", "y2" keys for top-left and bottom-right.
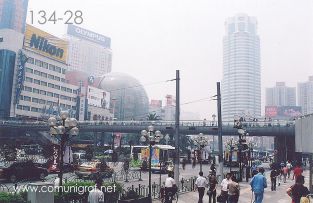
[
  {"x1": 195, "y1": 171, "x2": 208, "y2": 203},
  {"x1": 220, "y1": 173, "x2": 231, "y2": 202},
  {"x1": 283, "y1": 165, "x2": 288, "y2": 183},
  {"x1": 246, "y1": 165, "x2": 251, "y2": 182},
  {"x1": 164, "y1": 172, "x2": 177, "y2": 203},
  {"x1": 182, "y1": 158, "x2": 186, "y2": 170},
  {"x1": 228, "y1": 175, "x2": 240, "y2": 203},
  {"x1": 251, "y1": 164, "x2": 258, "y2": 177},
  {"x1": 270, "y1": 168, "x2": 278, "y2": 191},
  {"x1": 88, "y1": 178, "x2": 104, "y2": 203},
  {"x1": 250, "y1": 167, "x2": 267, "y2": 203},
  {"x1": 192, "y1": 157, "x2": 196, "y2": 169},
  {"x1": 287, "y1": 161, "x2": 293, "y2": 179},
  {"x1": 286, "y1": 176, "x2": 310, "y2": 203},
  {"x1": 208, "y1": 171, "x2": 218, "y2": 203},
  {"x1": 293, "y1": 163, "x2": 303, "y2": 182}
]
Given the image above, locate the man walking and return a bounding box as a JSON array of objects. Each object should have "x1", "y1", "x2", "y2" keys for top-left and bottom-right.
[
  {"x1": 88, "y1": 179, "x2": 104, "y2": 203},
  {"x1": 208, "y1": 172, "x2": 218, "y2": 203},
  {"x1": 195, "y1": 171, "x2": 208, "y2": 203},
  {"x1": 220, "y1": 173, "x2": 231, "y2": 202},
  {"x1": 270, "y1": 168, "x2": 278, "y2": 191},
  {"x1": 165, "y1": 172, "x2": 176, "y2": 203},
  {"x1": 250, "y1": 167, "x2": 267, "y2": 203}
]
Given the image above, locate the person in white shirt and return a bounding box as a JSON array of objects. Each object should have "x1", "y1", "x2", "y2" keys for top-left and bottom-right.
[
  {"x1": 164, "y1": 172, "x2": 176, "y2": 203},
  {"x1": 88, "y1": 179, "x2": 104, "y2": 203},
  {"x1": 286, "y1": 161, "x2": 292, "y2": 179},
  {"x1": 220, "y1": 173, "x2": 232, "y2": 203},
  {"x1": 195, "y1": 171, "x2": 208, "y2": 203}
]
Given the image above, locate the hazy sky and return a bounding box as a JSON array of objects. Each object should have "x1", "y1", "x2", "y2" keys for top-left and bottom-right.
[{"x1": 26, "y1": 0, "x2": 313, "y2": 119}]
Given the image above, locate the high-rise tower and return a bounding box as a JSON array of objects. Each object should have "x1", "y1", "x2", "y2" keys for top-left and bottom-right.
[{"x1": 222, "y1": 14, "x2": 261, "y2": 121}]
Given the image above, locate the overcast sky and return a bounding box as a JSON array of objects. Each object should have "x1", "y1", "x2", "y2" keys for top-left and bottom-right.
[{"x1": 26, "y1": 0, "x2": 313, "y2": 119}]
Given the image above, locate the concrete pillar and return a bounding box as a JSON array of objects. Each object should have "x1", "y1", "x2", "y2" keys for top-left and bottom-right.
[{"x1": 27, "y1": 182, "x2": 54, "y2": 203}]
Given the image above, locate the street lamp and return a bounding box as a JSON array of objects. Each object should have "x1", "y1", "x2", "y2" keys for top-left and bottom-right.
[
  {"x1": 194, "y1": 133, "x2": 208, "y2": 172},
  {"x1": 48, "y1": 111, "x2": 79, "y2": 195},
  {"x1": 140, "y1": 125, "x2": 163, "y2": 203}
]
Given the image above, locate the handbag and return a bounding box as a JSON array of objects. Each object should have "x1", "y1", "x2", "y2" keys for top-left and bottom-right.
[
  {"x1": 300, "y1": 197, "x2": 309, "y2": 203},
  {"x1": 207, "y1": 190, "x2": 212, "y2": 196}
]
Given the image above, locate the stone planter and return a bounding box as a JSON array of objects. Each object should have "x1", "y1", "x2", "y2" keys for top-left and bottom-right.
[{"x1": 118, "y1": 197, "x2": 149, "y2": 203}]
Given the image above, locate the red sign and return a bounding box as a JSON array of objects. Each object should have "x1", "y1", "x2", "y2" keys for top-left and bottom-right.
[{"x1": 265, "y1": 106, "x2": 278, "y2": 117}]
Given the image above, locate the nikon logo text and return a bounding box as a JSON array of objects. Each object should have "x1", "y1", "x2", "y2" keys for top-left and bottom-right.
[{"x1": 30, "y1": 34, "x2": 64, "y2": 59}]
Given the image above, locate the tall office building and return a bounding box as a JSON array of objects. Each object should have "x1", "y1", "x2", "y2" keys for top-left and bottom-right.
[
  {"x1": 266, "y1": 82, "x2": 296, "y2": 106},
  {"x1": 222, "y1": 14, "x2": 261, "y2": 121},
  {"x1": 0, "y1": 0, "x2": 28, "y2": 33},
  {"x1": 66, "y1": 25, "x2": 112, "y2": 77},
  {"x1": 298, "y1": 76, "x2": 313, "y2": 115}
]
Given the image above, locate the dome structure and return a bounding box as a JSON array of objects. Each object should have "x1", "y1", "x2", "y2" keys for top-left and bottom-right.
[{"x1": 97, "y1": 72, "x2": 149, "y2": 121}]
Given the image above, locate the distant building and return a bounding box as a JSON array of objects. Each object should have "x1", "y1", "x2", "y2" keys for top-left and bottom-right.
[
  {"x1": 66, "y1": 25, "x2": 112, "y2": 77},
  {"x1": 222, "y1": 14, "x2": 261, "y2": 121},
  {"x1": 0, "y1": 0, "x2": 28, "y2": 33},
  {"x1": 266, "y1": 82, "x2": 296, "y2": 106},
  {"x1": 163, "y1": 95, "x2": 175, "y2": 120},
  {"x1": 149, "y1": 99, "x2": 163, "y2": 118},
  {"x1": 298, "y1": 76, "x2": 313, "y2": 115}
]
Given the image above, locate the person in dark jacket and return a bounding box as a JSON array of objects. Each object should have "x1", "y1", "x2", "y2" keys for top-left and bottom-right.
[
  {"x1": 270, "y1": 168, "x2": 278, "y2": 191},
  {"x1": 287, "y1": 176, "x2": 309, "y2": 203}
]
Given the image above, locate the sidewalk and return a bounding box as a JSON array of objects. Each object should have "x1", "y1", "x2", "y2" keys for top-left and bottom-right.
[{"x1": 153, "y1": 170, "x2": 310, "y2": 203}]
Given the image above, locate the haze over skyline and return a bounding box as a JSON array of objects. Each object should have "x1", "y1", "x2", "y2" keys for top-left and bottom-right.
[{"x1": 26, "y1": 0, "x2": 313, "y2": 119}]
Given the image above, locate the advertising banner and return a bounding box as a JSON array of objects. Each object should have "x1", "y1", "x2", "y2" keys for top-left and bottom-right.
[
  {"x1": 24, "y1": 24, "x2": 68, "y2": 63},
  {"x1": 265, "y1": 106, "x2": 278, "y2": 118},
  {"x1": 67, "y1": 24, "x2": 111, "y2": 48},
  {"x1": 14, "y1": 50, "x2": 28, "y2": 104},
  {"x1": 87, "y1": 86, "x2": 110, "y2": 109},
  {"x1": 277, "y1": 106, "x2": 302, "y2": 118},
  {"x1": 141, "y1": 148, "x2": 160, "y2": 165}
]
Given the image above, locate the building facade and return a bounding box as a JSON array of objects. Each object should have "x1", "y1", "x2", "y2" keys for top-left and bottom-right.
[
  {"x1": 266, "y1": 82, "x2": 296, "y2": 106},
  {"x1": 298, "y1": 76, "x2": 313, "y2": 115},
  {"x1": 0, "y1": 0, "x2": 28, "y2": 33},
  {"x1": 222, "y1": 14, "x2": 261, "y2": 121},
  {"x1": 66, "y1": 25, "x2": 112, "y2": 77}
]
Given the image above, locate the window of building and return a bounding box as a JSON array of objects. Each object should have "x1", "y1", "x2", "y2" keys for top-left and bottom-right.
[
  {"x1": 32, "y1": 98, "x2": 39, "y2": 103},
  {"x1": 72, "y1": 98, "x2": 77, "y2": 102},
  {"x1": 54, "y1": 85, "x2": 60, "y2": 90},
  {"x1": 48, "y1": 83, "x2": 54, "y2": 88},
  {"x1": 41, "y1": 81, "x2": 47, "y2": 86},
  {"x1": 47, "y1": 101, "x2": 52, "y2": 105},
  {"x1": 25, "y1": 77, "x2": 33, "y2": 83},
  {"x1": 39, "y1": 99, "x2": 45, "y2": 104},
  {"x1": 19, "y1": 95, "x2": 23, "y2": 100},
  {"x1": 17, "y1": 105, "x2": 22, "y2": 110},
  {"x1": 41, "y1": 72, "x2": 47, "y2": 78},
  {"x1": 66, "y1": 88, "x2": 72, "y2": 93},
  {"x1": 55, "y1": 76, "x2": 60, "y2": 81},
  {"x1": 24, "y1": 96, "x2": 31, "y2": 102},
  {"x1": 73, "y1": 90, "x2": 77, "y2": 94},
  {"x1": 61, "y1": 87, "x2": 66, "y2": 92},
  {"x1": 40, "y1": 90, "x2": 46, "y2": 95},
  {"x1": 35, "y1": 59, "x2": 41, "y2": 67},
  {"x1": 61, "y1": 78, "x2": 66, "y2": 82},
  {"x1": 31, "y1": 107, "x2": 39, "y2": 112},
  {"x1": 22, "y1": 106, "x2": 30, "y2": 111},
  {"x1": 34, "y1": 79, "x2": 40, "y2": 85},
  {"x1": 66, "y1": 105, "x2": 71, "y2": 109},
  {"x1": 49, "y1": 64, "x2": 55, "y2": 71},
  {"x1": 62, "y1": 68, "x2": 66, "y2": 74},
  {"x1": 24, "y1": 86, "x2": 32, "y2": 92},
  {"x1": 27, "y1": 57, "x2": 34, "y2": 64},
  {"x1": 55, "y1": 66, "x2": 61, "y2": 73},
  {"x1": 42, "y1": 62, "x2": 48, "y2": 69},
  {"x1": 33, "y1": 88, "x2": 39, "y2": 94},
  {"x1": 48, "y1": 74, "x2": 54, "y2": 80},
  {"x1": 34, "y1": 70, "x2": 41, "y2": 76},
  {"x1": 47, "y1": 92, "x2": 53, "y2": 97},
  {"x1": 54, "y1": 93, "x2": 59, "y2": 98},
  {"x1": 26, "y1": 67, "x2": 33, "y2": 73}
]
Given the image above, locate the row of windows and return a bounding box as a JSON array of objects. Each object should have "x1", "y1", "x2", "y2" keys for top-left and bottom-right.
[
  {"x1": 24, "y1": 74, "x2": 76, "y2": 94},
  {"x1": 27, "y1": 57, "x2": 66, "y2": 74},
  {"x1": 25, "y1": 67, "x2": 66, "y2": 83},
  {"x1": 17, "y1": 105, "x2": 74, "y2": 113},
  {"x1": 19, "y1": 95, "x2": 75, "y2": 110},
  {"x1": 23, "y1": 86, "x2": 77, "y2": 102}
]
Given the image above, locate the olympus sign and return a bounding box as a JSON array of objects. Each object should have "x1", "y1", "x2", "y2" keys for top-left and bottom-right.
[{"x1": 30, "y1": 34, "x2": 64, "y2": 58}]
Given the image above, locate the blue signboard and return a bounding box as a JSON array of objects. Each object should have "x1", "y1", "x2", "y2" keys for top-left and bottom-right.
[
  {"x1": 14, "y1": 50, "x2": 29, "y2": 105},
  {"x1": 67, "y1": 25, "x2": 111, "y2": 48}
]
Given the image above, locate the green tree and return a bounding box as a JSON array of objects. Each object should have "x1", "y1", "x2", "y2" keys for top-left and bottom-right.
[{"x1": 147, "y1": 113, "x2": 161, "y2": 121}]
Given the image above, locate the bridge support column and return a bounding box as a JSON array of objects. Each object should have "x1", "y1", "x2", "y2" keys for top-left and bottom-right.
[{"x1": 274, "y1": 135, "x2": 299, "y2": 164}]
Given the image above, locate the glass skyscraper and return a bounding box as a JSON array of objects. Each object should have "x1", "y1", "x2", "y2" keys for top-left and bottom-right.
[
  {"x1": 222, "y1": 14, "x2": 261, "y2": 121},
  {"x1": 0, "y1": 0, "x2": 28, "y2": 33}
]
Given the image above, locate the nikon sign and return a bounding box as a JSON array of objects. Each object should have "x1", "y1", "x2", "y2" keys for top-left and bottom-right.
[{"x1": 24, "y1": 24, "x2": 68, "y2": 63}]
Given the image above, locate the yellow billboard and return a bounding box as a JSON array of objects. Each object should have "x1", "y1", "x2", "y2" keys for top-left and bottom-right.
[{"x1": 24, "y1": 24, "x2": 68, "y2": 63}]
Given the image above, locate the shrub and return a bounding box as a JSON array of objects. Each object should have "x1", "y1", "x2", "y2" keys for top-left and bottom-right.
[{"x1": 0, "y1": 192, "x2": 27, "y2": 203}]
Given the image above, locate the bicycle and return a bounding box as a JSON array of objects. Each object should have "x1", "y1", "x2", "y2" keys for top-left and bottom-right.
[{"x1": 160, "y1": 186, "x2": 178, "y2": 203}]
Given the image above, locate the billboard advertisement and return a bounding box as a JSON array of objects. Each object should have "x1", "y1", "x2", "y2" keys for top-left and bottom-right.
[
  {"x1": 141, "y1": 148, "x2": 160, "y2": 165},
  {"x1": 265, "y1": 106, "x2": 278, "y2": 118},
  {"x1": 265, "y1": 106, "x2": 302, "y2": 118},
  {"x1": 87, "y1": 86, "x2": 110, "y2": 109},
  {"x1": 67, "y1": 24, "x2": 111, "y2": 48},
  {"x1": 24, "y1": 24, "x2": 68, "y2": 63}
]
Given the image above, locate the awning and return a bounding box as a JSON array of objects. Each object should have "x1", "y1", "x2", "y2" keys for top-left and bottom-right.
[{"x1": 153, "y1": 145, "x2": 175, "y2": 150}]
